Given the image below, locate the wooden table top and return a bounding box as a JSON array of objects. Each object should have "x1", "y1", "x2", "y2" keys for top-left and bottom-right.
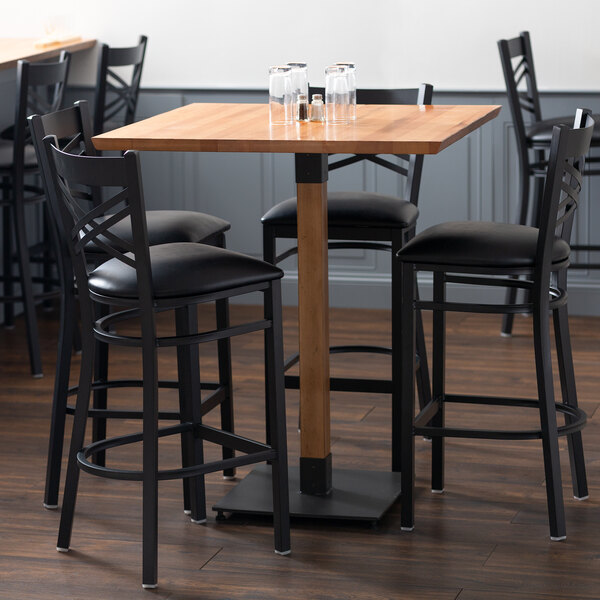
[
  {"x1": 0, "y1": 37, "x2": 96, "y2": 70},
  {"x1": 93, "y1": 102, "x2": 502, "y2": 155}
]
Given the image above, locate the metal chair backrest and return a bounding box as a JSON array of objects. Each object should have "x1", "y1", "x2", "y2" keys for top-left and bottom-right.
[
  {"x1": 498, "y1": 31, "x2": 543, "y2": 153},
  {"x1": 29, "y1": 100, "x2": 95, "y2": 158},
  {"x1": 93, "y1": 35, "x2": 148, "y2": 135},
  {"x1": 537, "y1": 109, "x2": 594, "y2": 273},
  {"x1": 29, "y1": 101, "x2": 102, "y2": 217},
  {"x1": 12, "y1": 51, "x2": 71, "y2": 173},
  {"x1": 40, "y1": 139, "x2": 153, "y2": 307},
  {"x1": 308, "y1": 84, "x2": 433, "y2": 206}
]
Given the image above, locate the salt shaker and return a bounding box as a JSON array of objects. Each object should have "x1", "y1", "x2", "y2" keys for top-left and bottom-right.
[{"x1": 310, "y1": 93, "x2": 324, "y2": 122}]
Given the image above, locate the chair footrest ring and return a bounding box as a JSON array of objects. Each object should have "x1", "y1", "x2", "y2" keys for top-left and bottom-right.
[
  {"x1": 76, "y1": 421, "x2": 276, "y2": 482},
  {"x1": 414, "y1": 394, "x2": 586, "y2": 440}
]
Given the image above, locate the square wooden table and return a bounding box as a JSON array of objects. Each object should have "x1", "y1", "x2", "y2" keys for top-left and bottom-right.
[{"x1": 94, "y1": 102, "x2": 501, "y2": 521}]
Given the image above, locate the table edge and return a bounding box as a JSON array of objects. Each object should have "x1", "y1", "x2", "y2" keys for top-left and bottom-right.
[
  {"x1": 92, "y1": 104, "x2": 502, "y2": 155},
  {"x1": 0, "y1": 38, "x2": 96, "y2": 71}
]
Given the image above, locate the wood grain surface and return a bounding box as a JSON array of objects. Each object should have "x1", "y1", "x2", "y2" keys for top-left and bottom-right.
[
  {"x1": 0, "y1": 38, "x2": 96, "y2": 70},
  {"x1": 92, "y1": 102, "x2": 501, "y2": 155}
]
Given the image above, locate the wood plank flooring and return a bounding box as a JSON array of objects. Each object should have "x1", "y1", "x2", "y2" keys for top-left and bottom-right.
[{"x1": 0, "y1": 305, "x2": 599, "y2": 599}]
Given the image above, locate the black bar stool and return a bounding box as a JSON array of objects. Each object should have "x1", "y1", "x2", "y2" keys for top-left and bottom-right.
[
  {"x1": 396, "y1": 109, "x2": 593, "y2": 540},
  {"x1": 0, "y1": 52, "x2": 71, "y2": 376},
  {"x1": 30, "y1": 101, "x2": 235, "y2": 510},
  {"x1": 36, "y1": 136, "x2": 290, "y2": 589},
  {"x1": 498, "y1": 31, "x2": 600, "y2": 335}
]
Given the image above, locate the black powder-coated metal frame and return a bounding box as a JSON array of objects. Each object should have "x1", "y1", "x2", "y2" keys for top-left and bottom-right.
[
  {"x1": 262, "y1": 85, "x2": 433, "y2": 474},
  {"x1": 93, "y1": 35, "x2": 147, "y2": 135},
  {"x1": 397, "y1": 111, "x2": 593, "y2": 540},
  {"x1": 0, "y1": 51, "x2": 71, "y2": 376},
  {"x1": 29, "y1": 100, "x2": 235, "y2": 511},
  {"x1": 37, "y1": 140, "x2": 290, "y2": 589},
  {"x1": 213, "y1": 464, "x2": 402, "y2": 522},
  {"x1": 498, "y1": 31, "x2": 600, "y2": 335}
]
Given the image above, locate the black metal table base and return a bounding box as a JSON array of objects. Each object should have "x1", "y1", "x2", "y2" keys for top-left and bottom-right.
[{"x1": 213, "y1": 465, "x2": 402, "y2": 522}]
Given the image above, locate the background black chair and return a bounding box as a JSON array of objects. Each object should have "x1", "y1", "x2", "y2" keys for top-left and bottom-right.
[
  {"x1": 498, "y1": 31, "x2": 600, "y2": 335},
  {"x1": 93, "y1": 35, "x2": 147, "y2": 135},
  {"x1": 396, "y1": 109, "x2": 593, "y2": 540},
  {"x1": 0, "y1": 51, "x2": 70, "y2": 376},
  {"x1": 38, "y1": 137, "x2": 290, "y2": 589},
  {"x1": 262, "y1": 84, "x2": 433, "y2": 471},
  {"x1": 30, "y1": 100, "x2": 235, "y2": 510}
]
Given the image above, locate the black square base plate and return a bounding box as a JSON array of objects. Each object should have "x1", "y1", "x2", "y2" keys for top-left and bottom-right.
[{"x1": 213, "y1": 465, "x2": 402, "y2": 522}]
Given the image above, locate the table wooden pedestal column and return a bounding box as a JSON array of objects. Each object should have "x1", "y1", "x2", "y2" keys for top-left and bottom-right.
[
  {"x1": 213, "y1": 153, "x2": 402, "y2": 522},
  {"x1": 295, "y1": 153, "x2": 332, "y2": 496}
]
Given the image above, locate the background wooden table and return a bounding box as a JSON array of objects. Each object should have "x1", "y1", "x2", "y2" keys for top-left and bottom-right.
[{"x1": 0, "y1": 37, "x2": 96, "y2": 70}]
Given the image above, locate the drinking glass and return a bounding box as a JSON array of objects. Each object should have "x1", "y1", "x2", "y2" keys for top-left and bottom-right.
[
  {"x1": 335, "y1": 62, "x2": 356, "y2": 120},
  {"x1": 287, "y1": 61, "x2": 308, "y2": 106},
  {"x1": 269, "y1": 65, "x2": 293, "y2": 124},
  {"x1": 325, "y1": 65, "x2": 350, "y2": 124}
]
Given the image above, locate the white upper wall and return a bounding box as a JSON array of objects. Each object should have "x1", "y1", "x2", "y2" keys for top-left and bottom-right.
[{"x1": 3, "y1": 0, "x2": 600, "y2": 90}]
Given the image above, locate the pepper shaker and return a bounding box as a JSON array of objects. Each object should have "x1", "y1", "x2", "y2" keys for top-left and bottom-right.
[{"x1": 296, "y1": 93, "x2": 309, "y2": 122}]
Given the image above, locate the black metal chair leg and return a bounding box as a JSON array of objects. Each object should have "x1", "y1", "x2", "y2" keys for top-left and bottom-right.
[
  {"x1": 552, "y1": 278, "x2": 588, "y2": 500},
  {"x1": 57, "y1": 317, "x2": 95, "y2": 551},
  {"x1": 177, "y1": 308, "x2": 191, "y2": 514},
  {"x1": 216, "y1": 297, "x2": 235, "y2": 477},
  {"x1": 392, "y1": 234, "x2": 402, "y2": 472},
  {"x1": 175, "y1": 305, "x2": 206, "y2": 524},
  {"x1": 42, "y1": 205, "x2": 54, "y2": 310},
  {"x1": 415, "y1": 304, "x2": 431, "y2": 412},
  {"x1": 502, "y1": 170, "x2": 530, "y2": 336},
  {"x1": 399, "y1": 262, "x2": 416, "y2": 531},
  {"x1": 44, "y1": 281, "x2": 75, "y2": 509},
  {"x1": 141, "y1": 321, "x2": 159, "y2": 589},
  {"x1": 394, "y1": 230, "x2": 431, "y2": 425},
  {"x1": 2, "y1": 200, "x2": 14, "y2": 328},
  {"x1": 265, "y1": 280, "x2": 291, "y2": 554},
  {"x1": 13, "y1": 199, "x2": 43, "y2": 376},
  {"x1": 92, "y1": 303, "x2": 109, "y2": 466},
  {"x1": 262, "y1": 227, "x2": 276, "y2": 447},
  {"x1": 532, "y1": 294, "x2": 566, "y2": 540},
  {"x1": 215, "y1": 233, "x2": 235, "y2": 477},
  {"x1": 72, "y1": 312, "x2": 82, "y2": 354},
  {"x1": 431, "y1": 272, "x2": 446, "y2": 493}
]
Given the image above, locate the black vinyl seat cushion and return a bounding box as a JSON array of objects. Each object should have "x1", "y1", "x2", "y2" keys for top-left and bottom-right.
[
  {"x1": 86, "y1": 210, "x2": 230, "y2": 253},
  {"x1": 528, "y1": 114, "x2": 600, "y2": 145},
  {"x1": 397, "y1": 221, "x2": 570, "y2": 269},
  {"x1": 0, "y1": 139, "x2": 37, "y2": 168},
  {"x1": 88, "y1": 242, "x2": 283, "y2": 299},
  {"x1": 261, "y1": 191, "x2": 419, "y2": 229}
]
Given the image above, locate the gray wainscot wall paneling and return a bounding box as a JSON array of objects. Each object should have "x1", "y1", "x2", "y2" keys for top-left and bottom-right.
[{"x1": 2, "y1": 82, "x2": 599, "y2": 316}]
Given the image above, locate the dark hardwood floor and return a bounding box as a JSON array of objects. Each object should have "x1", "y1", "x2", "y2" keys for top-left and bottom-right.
[{"x1": 0, "y1": 304, "x2": 599, "y2": 599}]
